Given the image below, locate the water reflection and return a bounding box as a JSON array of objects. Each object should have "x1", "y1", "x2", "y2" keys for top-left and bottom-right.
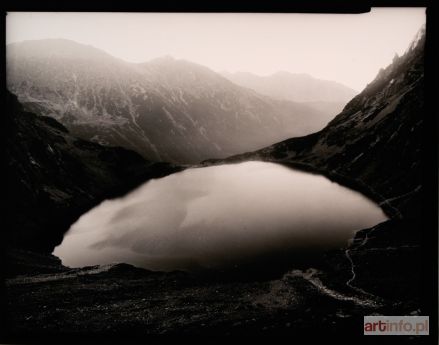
[{"x1": 54, "y1": 162, "x2": 387, "y2": 271}]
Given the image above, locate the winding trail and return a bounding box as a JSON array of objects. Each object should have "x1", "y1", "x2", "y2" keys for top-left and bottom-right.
[{"x1": 285, "y1": 268, "x2": 384, "y2": 308}]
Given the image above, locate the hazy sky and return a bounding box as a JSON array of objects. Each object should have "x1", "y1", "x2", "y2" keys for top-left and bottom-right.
[{"x1": 6, "y1": 9, "x2": 425, "y2": 91}]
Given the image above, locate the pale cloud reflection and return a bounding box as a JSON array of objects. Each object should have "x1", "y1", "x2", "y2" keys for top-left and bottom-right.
[{"x1": 54, "y1": 162, "x2": 387, "y2": 271}]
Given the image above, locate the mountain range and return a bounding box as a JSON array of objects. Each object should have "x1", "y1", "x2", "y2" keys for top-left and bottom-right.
[
  {"x1": 222, "y1": 70, "x2": 357, "y2": 117},
  {"x1": 7, "y1": 39, "x2": 342, "y2": 164},
  {"x1": 4, "y1": 24, "x2": 429, "y2": 341}
]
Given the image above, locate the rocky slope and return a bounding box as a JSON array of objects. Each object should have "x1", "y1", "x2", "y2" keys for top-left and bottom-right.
[
  {"x1": 3, "y1": 260, "x2": 421, "y2": 343},
  {"x1": 7, "y1": 39, "x2": 327, "y2": 164},
  {"x1": 5, "y1": 90, "x2": 181, "y2": 257}
]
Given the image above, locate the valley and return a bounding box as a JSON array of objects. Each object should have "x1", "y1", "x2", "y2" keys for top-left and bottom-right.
[
  {"x1": 7, "y1": 40, "x2": 337, "y2": 164},
  {"x1": 3, "y1": 20, "x2": 430, "y2": 344}
]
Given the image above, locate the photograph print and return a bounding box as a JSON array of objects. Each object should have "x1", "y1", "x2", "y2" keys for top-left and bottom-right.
[{"x1": 3, "y1": 6, "x2": 437, "y2": 344}]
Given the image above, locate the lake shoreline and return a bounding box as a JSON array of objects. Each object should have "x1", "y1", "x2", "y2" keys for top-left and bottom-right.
[{"x1": 200, "y1": 158, "x2": 403, "y2": 220}]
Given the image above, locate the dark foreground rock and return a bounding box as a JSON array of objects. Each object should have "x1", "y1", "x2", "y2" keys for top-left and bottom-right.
[
  {"x1": 320, "y1": 219, "x2": 422, "y2": 303},
  {"x1": 2, "y1": 257, "x2": 425, "y2": 344}
]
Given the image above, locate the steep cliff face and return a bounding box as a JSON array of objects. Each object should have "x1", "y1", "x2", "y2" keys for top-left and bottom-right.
[
  {"x1": 5, "y1": 90, "x2": 180, "y2": 254},
  {"x1": 220, "y1": 25, "x2": 425, "y2": 220}
]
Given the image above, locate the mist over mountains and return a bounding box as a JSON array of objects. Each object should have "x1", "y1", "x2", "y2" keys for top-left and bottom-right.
[
  {"x1": 222, "y1": 70, "x2": 357, "y2": 117},
  {"x1": 6, "y1": 39, "x2": 343, "y2": 164}
]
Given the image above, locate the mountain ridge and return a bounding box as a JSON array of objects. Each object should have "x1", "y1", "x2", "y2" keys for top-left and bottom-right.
[
  {"x1": 7, "y1": 39, "x2": 329, "y2": 164},
  {"x1": 221, "y1": 70, "x2": 357, "y2": 102},
  {"x1": 221, "y1": 69, "x2": 358, "y2": 122}
]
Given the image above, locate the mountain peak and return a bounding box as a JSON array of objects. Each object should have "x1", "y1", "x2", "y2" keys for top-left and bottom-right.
[
  {"x1": 149, "y1": 55, "x2": 176, "y2": 63},
  {"x1": 358, "y1": 23, "x2": 425, "y2": 99},
  {"x1": 405, "y1": 23, "x2": 426, "y2": 54}
]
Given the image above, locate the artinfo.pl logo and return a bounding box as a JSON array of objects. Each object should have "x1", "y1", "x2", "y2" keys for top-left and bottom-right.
[{"x1": 364, "y1": 316, "x2": 429, "y2": 335}]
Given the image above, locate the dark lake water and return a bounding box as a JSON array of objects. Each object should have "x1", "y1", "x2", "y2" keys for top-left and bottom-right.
[{"x1": 54, "y1": 162, "x2": 387, "y2": 271}]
